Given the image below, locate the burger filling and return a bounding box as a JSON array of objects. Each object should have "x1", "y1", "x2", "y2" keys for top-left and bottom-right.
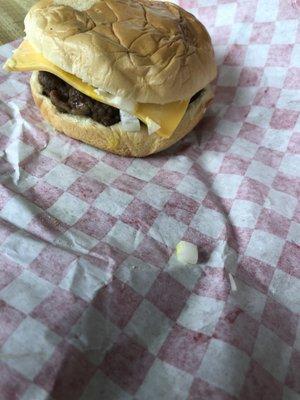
[
  {"x1": 38, "y1": 71, "x2": 121, "y2": 127},
  {"x1": 38, "y1": 71, "x2": 205, "y2": 128}
]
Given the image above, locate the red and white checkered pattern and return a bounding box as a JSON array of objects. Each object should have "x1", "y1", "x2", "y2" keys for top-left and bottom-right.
[{"x1": 0, "y1": 1, "x2": 299, "y2": 398}]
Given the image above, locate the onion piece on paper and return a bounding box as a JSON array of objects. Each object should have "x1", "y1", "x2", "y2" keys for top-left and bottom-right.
[
  {"x1": 229, "y1": 273, "x2": 237, "y2": 292},
  {"x1": 176, "y1": 241, "x2": 198, "y2": 265}
]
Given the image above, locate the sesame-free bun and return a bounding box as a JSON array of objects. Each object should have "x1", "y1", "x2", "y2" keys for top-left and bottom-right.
[
  {"x1": 25, "y1": 0, "x2": 217, "y2": 104},
  {"x1": 30, "y1": 71, "x2": 213, "y2": 157}
]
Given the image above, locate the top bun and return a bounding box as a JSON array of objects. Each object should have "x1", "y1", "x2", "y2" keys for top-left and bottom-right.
[{"x1": 24, "y1": 0, "x2": 216, "y2": 104}]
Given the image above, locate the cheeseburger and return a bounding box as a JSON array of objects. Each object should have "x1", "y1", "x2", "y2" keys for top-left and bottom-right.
[{"x1": 4, "y1": 0, "x2": 217, "y2": 157}]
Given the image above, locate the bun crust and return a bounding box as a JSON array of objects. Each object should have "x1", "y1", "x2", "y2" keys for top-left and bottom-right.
[
  {"x1": 30, "y1": 71, "x2": 213, "y2": 157},
  {"x1": 25, "y1": 0, "x2": 217, "y2": 104}
]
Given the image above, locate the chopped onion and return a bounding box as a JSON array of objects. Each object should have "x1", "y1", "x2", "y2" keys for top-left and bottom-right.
[
  {"x1": 93, "y1": 90, "x2": 161, "y2": 134},
  {"x1": 110, "y1": 96, "x2": 136, "y2": 114},
  {"x1": 94, "y1": 89, "x2": 136, "y2": 113},
  {"x1": 146, "y1": 118, "x2": 161, "y2": 135},
  {"x1": 229, "y1": 273, "x2": 237, "y2": 292},
  {"x1": 120, "y1": 110, "x2": 141, "y2": 132},
  {"x1": 176, "y1": 241, "x2": 198, "y2": 265}
]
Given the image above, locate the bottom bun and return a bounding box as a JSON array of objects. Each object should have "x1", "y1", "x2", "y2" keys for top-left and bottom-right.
[{"x1": 30, "y1": 71, "x2": 213, "y2": 157}]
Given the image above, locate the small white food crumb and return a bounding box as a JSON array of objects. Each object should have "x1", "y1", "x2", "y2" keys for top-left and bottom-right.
[
  {"x1": 229, "y1": 273, "x2": 237, "y2": 292},
  {"x1": 176, "y1": 241, "x2": 198, "y2": 265}
]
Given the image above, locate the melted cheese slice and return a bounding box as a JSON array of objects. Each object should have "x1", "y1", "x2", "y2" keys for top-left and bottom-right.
[{"x1": 4, "y1": 40, "x2": 190, "y2": 138}]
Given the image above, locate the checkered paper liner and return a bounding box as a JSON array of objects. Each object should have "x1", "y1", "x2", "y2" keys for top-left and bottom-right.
[{"x1": 0, "y1": 1, "x2": 299, "y2": 399}]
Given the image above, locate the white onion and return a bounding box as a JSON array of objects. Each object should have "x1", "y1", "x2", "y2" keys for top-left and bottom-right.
[
  {"x1": 176, "y1": 241, "x2": 198, "y2": 265},
  {"x1": 110, "y1": 96, "x2": 136, "y2": 114},
  {"x1": 94, "y1": 89, "x2": 136, "y2": 113},
  {"x1": 146, "y1": 118, "x2": 161, "y2": 135},
  {"x1": 229, "y1": 273, "x2": 237, "y2": 292},
  {"x1": 120, "y1": 110, "x2": 141, "y2": 132},
  {"x1": 94, "y1": 90, "x2": 161, "y2": 135}
]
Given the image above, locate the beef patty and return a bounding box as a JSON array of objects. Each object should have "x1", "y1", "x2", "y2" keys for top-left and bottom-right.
[
  {"x1": 38, "y1": 71, "x2": 205, "y2": 127},
  {"x1": 38, "y1": 71, "x2": 121, "y2": 126}
]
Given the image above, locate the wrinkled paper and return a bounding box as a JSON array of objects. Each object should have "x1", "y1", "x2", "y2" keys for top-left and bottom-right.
[{"x1": 0, "y1": 1, "x2": 300, "y2": 399}]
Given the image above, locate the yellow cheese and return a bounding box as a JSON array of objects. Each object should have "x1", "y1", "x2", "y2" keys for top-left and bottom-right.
[{"x1": 4, "y1": 40, "x2": 190, "y2": 138}]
